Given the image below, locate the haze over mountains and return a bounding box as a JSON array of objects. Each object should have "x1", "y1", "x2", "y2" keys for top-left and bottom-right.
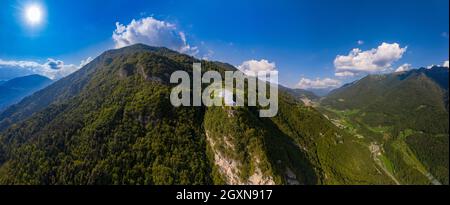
[
  {"x1": 0, "y1": 44, "x2": 447, "y2": 185},
  {"x1": 0, "y1": 75, "x2": 52, "y2": 111}
]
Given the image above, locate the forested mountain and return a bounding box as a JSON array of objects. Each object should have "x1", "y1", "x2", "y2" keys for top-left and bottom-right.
[
  {"x1": 0, "y1": 44, "x2": 393, "y2": 185},
  {"x1": 320, "y1": 67, "x2": 449, "y2": 184},
  {"x1": 0, "y1": 75, "x2": 52, "y2": 111}
]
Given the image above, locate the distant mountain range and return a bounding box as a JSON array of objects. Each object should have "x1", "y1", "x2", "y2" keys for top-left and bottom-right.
[
  {"x1": 279, "y1": 86, "x2": 319, "y2": 106},
  {"x1": 280, "y1": 86, "x2": 319, "y2": 100},
  {"x1": 0, "y1": 67, "x2": 39, "y2": 81},
  {"x1": 0, "y1": 75, "x2": 52, "y2": 111},
  {"x1": 0, "y1": 44, "x2": 397, "y2": 185}
]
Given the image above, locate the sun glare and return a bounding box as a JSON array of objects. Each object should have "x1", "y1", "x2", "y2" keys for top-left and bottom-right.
[{"x1": 25, "y1": 4, "x2": 43, "y2": 25}]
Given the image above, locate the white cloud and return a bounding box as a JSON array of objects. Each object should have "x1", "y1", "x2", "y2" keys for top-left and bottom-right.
[
  {"x1": 46, "y1": 58, "x2": 65, "y2": 70},
  {"x1": 0, "y1": 59, "x2": 42, "y2": 69},
  {"x1": 334, "y1": 42, "x2": 407, "y2": 76},
  {"x1": 202, "y1": 50, "x2": 215, "y2": 60},
  {"x1": 237, "y1": 59, "x2": 277, "y2": 76},
  {"x1": 357, "y1": 40, "x2": 364, "y2": 45},
  {"x1": 395, "y1": 63, "x2": 412, "y2": 72},
  {"x1": 296, "y1": 77, "x2": 341, "y2": 90},
  {"x1": 113, "y1": 17, "x2": 198, "y2": 55},
  {"x1": 426, "y1": 61, "x2": 449, "y2": 69},
  {"x1": 0, "y1": 57, "x2": 91, "y2": 80},
  {"x1": 427, "y1": 64, "x2": 437, "y2": 69},
  {"x1": 237, "y1": 59, "x2": 279, "y2": 84},
  {"x1": 335, "y1": 71, "x2": 355, "y2": 77},
  {"x1": 79, "y1": 57, "x2": 93, "y2": 68}
]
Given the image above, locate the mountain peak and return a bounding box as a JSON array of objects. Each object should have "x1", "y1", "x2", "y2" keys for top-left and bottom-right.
[{"x1": 103, "y1": 43, "x2": 183, "y2": 58}]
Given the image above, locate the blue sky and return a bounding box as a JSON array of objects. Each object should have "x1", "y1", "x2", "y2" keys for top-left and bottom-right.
[{"x1": 0, "y1": 0, "x2": 448, "y2": 89}]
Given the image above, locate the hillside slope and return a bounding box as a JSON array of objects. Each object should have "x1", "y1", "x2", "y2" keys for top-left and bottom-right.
[{"x1": 321, "y1": 67, "x2": 449, "y2": 184}]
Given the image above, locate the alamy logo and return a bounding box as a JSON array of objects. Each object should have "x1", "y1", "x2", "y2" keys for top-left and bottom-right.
[{"x1": 170, "y1": 63, "x2": 278, "y2": 117}]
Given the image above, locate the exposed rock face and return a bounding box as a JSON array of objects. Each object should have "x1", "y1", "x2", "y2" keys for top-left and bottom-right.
[
  {"x1": 206, "y1": 132, "x2": 242, "y2": 184},
  {"x1": 119, "y1": 63, "x2": 165, "y2": 83},
  {"x1": 137, "y1": 64, "x2": 164, "y2": 83},
  {"x1": 247, "y1": 163, "x2": 275, "y2": 185},
  {"x1": 206, "y1": 132, "x2": 275, "y2": 185}
]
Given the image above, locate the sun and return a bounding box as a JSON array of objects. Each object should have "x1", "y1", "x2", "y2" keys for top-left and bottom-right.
[{"x1": 24, "y1": 4, "x2": 43, "y2": 25}]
